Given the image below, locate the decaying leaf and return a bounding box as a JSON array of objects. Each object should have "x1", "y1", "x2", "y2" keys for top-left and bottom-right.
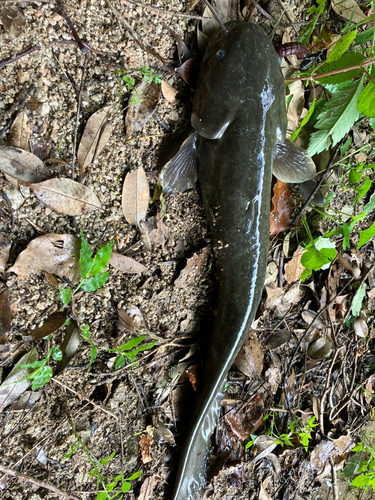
[
  {"x1": 174, "y1": 246, "x2": 209, "y2": 288},
  {"x1": 234, "y1": 330, "x2": 263, "y2": 379},
  {"x1": 186, "y1": 364, "x2": 199, "y2": 392},
  {"x1": 286, "y1": 80, "x2": 305, "y2": 133},
  {"x1": 0, "y1": 5, "x2": 25, "y2": 39},
  {"x1": 139, "y1": 434, "x2": 153, "y2": 464},
  {"x1": 215, "y1": 420, "x2": 244, "y2": 468},
  {"x1": 284, "y1": 247, "x2": 305, "y2": 284},
  {"x1": 0, "y1": 348, "x2": 38, "y2": 412},
  {"x1": 8, "y1": 110, "x2": 30, "y2": 150},
  {"x1": 0, "y1": 289, "x2": 11, "y2": 344},
  {"x1": 8, "y1": 233, "x2": 81, "y2": 283},
  {"x1": 125, "y1": 81, "x2": 160, "y2": 139},
  {"x1": 259, "y1": 476, "x2": 273, "y2": 500},
  {"x1": 270, "y1": 180, "x2": 293, "y2": 235},
  {"x1": 0, "y1": 235, "x2": 11, "y2": 273},
  {"x1": 139, "y1": 214, "x2": 169, "y2": 251},
  {"x1": 138, "y1": 476, "x2": 158, "y2": 500},
  {"x1": 56, "y1": 321, "x2": 81, "y2": 374},
  {"x1": 331, "y1": 0, "x2": 366, "y2": 22},
  {"x1": 307, "y1": 336, "x2": 332, "y2": 359},
  {"x1": 118, "y1": 307, "x2": 149, "y2": 334},
  {"x1": 31, "y1": 178, "x2": 102, "y2": 216},
  {"x1": 153, "y1": 421, "x2": 175, "y2": 445},
  {"x1": 122, "y1": 167, "x2": 149, "y2": 226},
  {"x1": 109, "y1": 252, "x2": 147, "y2": 274},
  {"x1": 10, "y1": 390, "x2": 43, "y2": 411},
  {"x1": 77, "y1": 105, "x2": 114, "y2": 173},
  {"x1": 175, "y1": 57, "x2": 197, "y2": 86},
  {"x1": 265, "y1": 364, "x2": 282, "y2": 394},
  {"x1": 29, "y1": 311, "x2": 67, "y2": 339},
  {"x1": 265, "y1": 283, "x2": 303, "y2": 317},
  {"x1": 224, "y1": 399, "x2": 264, "y2": 440},
  {"x1": 161, "y1": 80, "x2": 178, "y2": 103},
  {"x1": 0, "y1": 145, "x2": 50, "y2": 183}
]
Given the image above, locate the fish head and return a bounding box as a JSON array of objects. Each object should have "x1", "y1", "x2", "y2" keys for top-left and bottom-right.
[{"x1": 192, "y1": 21, "x2": 286, "y2": 141}]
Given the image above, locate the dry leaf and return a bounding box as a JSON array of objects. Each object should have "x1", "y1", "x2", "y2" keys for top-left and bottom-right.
[
  {"x1": 8, "y1": 110, "x2": 30, "y2": 150},
  {"x1": 138, "y1": 476, "x2": 158, "y2": 500},
  {"x1": 8, "y1": 233, "x2": 81, "y2": 283},
  {"x1": 286, "y1": 80, "x2": 305, "y2": 133},
  {"x1": 0, "y1": 235, "x2": 11, "y2": 272},
  {"x1": 125, "y1": 80, "x2": 160, "y2": 138},
  {"x1": 0, "y1": 5, "x2": 25, "y2": 39},
  {"x1": 0, "y1": 145, "x2": 50, "y2": 183},
  {"x1": 10, "y1": 390, "x2": 43, "y2": 411},
  {"x1": 118, "y1": 307, "x2": 149, "y2": 334},
  {"x1": 265, "y1": 283, "x2": 302, "y2": 317},
  {"x1": 174, "y1": 246, "x2": 209, "y2": 288},
  {"x1": 77, "y1": 106, "x2": 114, "y2": 173},
  {"x1": 161, "y1": 80, "x2": 178, "y2": 103},
  {"x1": 122, "y1": 167, "x2": 149, "y2": 226},
  {"x1": 224, "y1": 399, "x2": 264, "y2": 440},
  {"x1": 270, "y1": 180, "x2": 293, "y2": 235},
  {"x1": 0, "y1": 289, "x2": 11, "y2": 344},
  {"x1": 331, "y1": 0, "x2": 366, "y2": 22},
  {"x1": 284, "y1": 246, "x2": 305, "y2": 283},
  {"x1": 307, "y1": 337, "x2": 332, "y2": 359},
  {"x1": 56, "y1": 321, "x2": 81, "y2": 374},
  {"x1": 109, "y1": 252, "x2": 147, "y2": 274},
  {"x1": 29, "y1": 311, "x2": 67, "y2": 340},
  {"x1": 265, "y1": 365, "x2": 281, "y2": 394},
  {"x1": 140, "y1": 214, "x2": 169, "y2": 251},
  {"x1": 186, "y1": 364, "x2": 199, "y2": 392},
  {"x1": 259, "y1": 476, "x2": 273, "y2": 500},
  {"x1": 175, "y1": 57, "x2": 197, "y2": 86},
  {"x1": 139, "y1": 434, "x2": 153, "y2": 464},
  {"x1": 31, "y1": 178, "x2": 102, "y2": 216},
  {"x1": 0, "y1": 348, "x2": 38, "y2": 412},
  {"x1": 234, "y1": 330, "x2": 263, "y2": 379},
  {"x1": 353, "y1": 315, "x2": 368, "y2": 337}
]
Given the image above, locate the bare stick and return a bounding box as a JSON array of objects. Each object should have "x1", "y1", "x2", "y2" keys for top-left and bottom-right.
[
  {"x1": 71, "y1": 54, "x2": 88, "y2": 180},
  {"x1": 55, "y1": 0, "x2": 88, "y2": 54},
  {"x1": 329, "y1": 457, "x2": 339, "y2": 500},
  {"x1": 0, "y1": 464, "x2": 79, "y2": 500}
]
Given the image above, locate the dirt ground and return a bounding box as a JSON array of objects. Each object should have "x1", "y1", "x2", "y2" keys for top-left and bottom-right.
[{"x1": 1, "y1": 1, "x2": 375, "y2": 500}]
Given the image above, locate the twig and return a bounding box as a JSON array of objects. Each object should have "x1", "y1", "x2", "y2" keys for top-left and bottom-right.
[
  {"x1": 55, "y1": 0, "x2": 88, "y2": 54},
  {"x1": 0, "y1": 45, "x2": 40, "y2": 69},
  {"x1": 103, "y1": 0, "x2": 167, "y2": 63},
  {"x1": 71, "y1": 54, "x2": 88, "y2": 180},
  {"x1": 249, "y1": 0, "x2": 277, "y2": 24},
  {"x1": 123, "y1": 0, "x2": 210, "y2": 20},
  {"x1": 0, "y1": 464, "x2": 79, "y2": 500},
  {"x1": 329, "y1": 457, "x2": 339, "y2": 500}
]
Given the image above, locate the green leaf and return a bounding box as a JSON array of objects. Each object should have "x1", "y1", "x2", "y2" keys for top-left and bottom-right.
[
  {"x1": 301, "y1": 237, "x2": 336, "y2": 271},
  {"x1": 349, "y1": 169, "x2": 362, "y2": 184},
  {"x1": 114, "y1": 336, "x2": 147, "y2": 352},
  {"x1": 353, "y1": 193, "x2": 375, "y2": 222},
  {"x1": 355, "y1": 178, "x2": 372, "y2": 202},
  {"x1": 307, "y1": 77, "x2": 364, "y2": 156},
  {"x1": 351, "y1": 282, "x2": 366, "y2": 317},
  {"x1": 80, "y1": 231, "x2": 92, "y2": 279},
  {"x1": 60, "y1": 288, "x2": 72, "y2": 307},
  {"x1": 81, "y1": 272, "x2": 109, "y2": 292},
  {"x1": 97, "y1": 493, "x2": 108, "y2": 500},
  {"x1": 342, "y1": 451, "x2": 362, "y2": 477},
  {"x1": 291, "y1": 100, "x2": 315, "y2": 142},
  {"x1": 369, "y1": 117, "x2": 375, "y2": 128},
  {"x1": 88, "y1": 345, "x2": 98, "y2": 371},
  {"x1": 354, "y1": 27, "x2": 373, "y2": 45},
  {"x1": 315, "y1": 52, "x2": 364, "y2": 85},
  {"x1": 51, "y1": 347, "x2": 63, "y2": 361},
  {"x1": 115, "y1": 355, "x2": 125, "y2": 370},
  {"x1": 326, "y1": 29, "x2": 357, "y2": 63},
  {"x1": 126, "y1": 470, "x2": 143, "y2": 481},
  {"x1": 357, "y1": 222, "x2": 375, "y2": 249},
  {"x1": 89, "y1": 241, "x2": 114, "y2": 276},
  {"x1": 352, "y1": 443, "x2": 364, "y2": 452},
  {"x1": 121, "y1": 482, "x2": 131, "y2": 493},
  {"x1": 19, "y1": 360, "x2": 46, "y2": 370},
  {"x1": 358, "y1": 81, "x2": 375, "y2": 118},
  {"x1": 340, "y1": 137, "x2": 352, "y2": 156},
  {"x1": 351, "y1": 475, "x2": 371, "y2": 487},
  {"x1": 125, "y1": 342, "x2": 156, "y2": 359},
  {"x1": 31, "y1": 366, "x2": 53, "y2": 390},
  {"x1": 298, "y1": 0, "x2": 325, "y2": 44}
]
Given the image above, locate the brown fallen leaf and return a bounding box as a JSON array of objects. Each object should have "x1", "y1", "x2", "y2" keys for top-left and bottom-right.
[
  {"x1": 125, "y1": 80, "x2": 160, "y2": 139},
  {"x1": 234, "y1": 330, "x2": 263, "y2": 379},
  {"x1": 139, "y1": 214, "x2": 169, "y2": 252},
  {"x1": 118, "y1": 307, "x2": 149, "y2": 334},
  {"x1": 0, "y1": 289, "x2": 11, "y2": 345},
  {"x1": 0, "y1": 145, "x2": 50, "y2": 183},
  {"x1": 29, "y1": 311, "x2": 67, "y2": 340},
  {"x1": 56, "y1": 320, "x2": 81, "y2": 374},
  {"x1": 269, "y1": 180, "x2": 293, "y2": 235},
  {"x1": 8, "y1": 233, "x2": 81, "y2": 283},
  {"x1": 109, "y1": 252, "x2": 147, "y2": 274},
  {"x1": 8, "y1": 109, "x2": 30, "y2": 150},
  {"x1": 215, "y1": 420, "x2": 244, "y2": 470},
  {"x1": 331, "y1": 0, "x2": 366, "y2": 22},
  {"x1": 161, "y1": 80, "x2": 178, "y2": 103},
  {"x1": 175, "y1": 57, "x2": 198, "y2": 86},
  {"x1": 0, "y1": 4, "x2": 25, "y2": 39},
  {"x1": 174, "y1": 246, "x2": 209, "y2": 288},
  {"x1": 139, "y1": 434, "x2": 153, "y2": 464},
  {"x1": 259, "y1": 476, "x2": 273, "y2": 500},
  {"x1": 10, "y1": 390, "x2": 43, "y2": 411},
  {"x1": 31, "y1": 178, "x2": 102, "y2": 216},
  {"x1": 284, "y1": 246, "x2": 305, "y2": 284},
  {"x1": 186, "y1": 364, "x2": 199, "y2": 392},
  {"x1": 0, "y1": 348, "x2": 38, "y2": 412},
  {"x1": 77, "y1": 106, "x2": 114, "y2": 173},
  {"x1": 122, "y1": 167, "x2": 149, "y2": 226},
  {"x1": 224, "y1": 398, "x2": 264, "y2": 440},
  {"x1": 138, "y1": 476, "x2": 158, "y2": 500}
]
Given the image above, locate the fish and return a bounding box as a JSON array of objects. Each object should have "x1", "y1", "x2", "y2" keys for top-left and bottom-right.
[{"x1": 160, "y1": 20, "x2": 315, "y2": 500}]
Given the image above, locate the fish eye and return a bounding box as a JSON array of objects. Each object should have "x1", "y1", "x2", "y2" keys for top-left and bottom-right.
[{"x1": 215, "y1": 49, "x2": 225, "y2": 59}]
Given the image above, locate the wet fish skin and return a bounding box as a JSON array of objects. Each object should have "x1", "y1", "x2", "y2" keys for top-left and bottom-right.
[{"x1": 171, "y1": 21, "x2": 286, "y2": 500}]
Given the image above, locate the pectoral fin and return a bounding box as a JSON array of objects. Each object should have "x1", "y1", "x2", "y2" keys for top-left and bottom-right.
[
  {"x1": 273, "y1": 140, "x2": 316, "y2": 183},
  {"x1": 159, "y1": 132, "x2": 198, "y2": 195}
]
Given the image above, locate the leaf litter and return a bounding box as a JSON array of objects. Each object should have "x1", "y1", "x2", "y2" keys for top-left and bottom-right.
[{"x1": 1, "y1": 1, "x2": 375, "y2": 500}]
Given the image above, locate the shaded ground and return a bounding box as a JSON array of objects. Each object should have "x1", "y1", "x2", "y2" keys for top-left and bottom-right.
[{"x1": 0, "y1": 1, "x2": 375, "y2": 500}]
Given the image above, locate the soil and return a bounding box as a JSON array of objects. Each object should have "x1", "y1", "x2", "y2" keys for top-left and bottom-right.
[{"x1": 0, "y1": 1, "x2": 375, "y2": 500}]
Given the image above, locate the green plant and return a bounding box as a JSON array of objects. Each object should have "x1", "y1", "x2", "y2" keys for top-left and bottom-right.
[
  {"x1": 59, "y1": 231, "x2": 113, "y2": 309},
  {"x1": 342, "y1": 436, "x2": 375, "y2": 492},
  {"x1": 18, "y1": 345, "x2": 63, "y2": 390},
  {"x1": 116, "y1": 66, "x2": 162, "y2": 105}
]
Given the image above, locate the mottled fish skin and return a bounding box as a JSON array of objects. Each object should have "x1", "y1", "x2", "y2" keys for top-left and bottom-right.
[{"x1": 172, "y1": 22, "x2": 286, "y2": 500}]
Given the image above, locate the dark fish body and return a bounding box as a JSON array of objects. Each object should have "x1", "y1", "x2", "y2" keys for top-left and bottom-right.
[{"x1": 160, "y1": 20, "x2": 315, "y2": 500}]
